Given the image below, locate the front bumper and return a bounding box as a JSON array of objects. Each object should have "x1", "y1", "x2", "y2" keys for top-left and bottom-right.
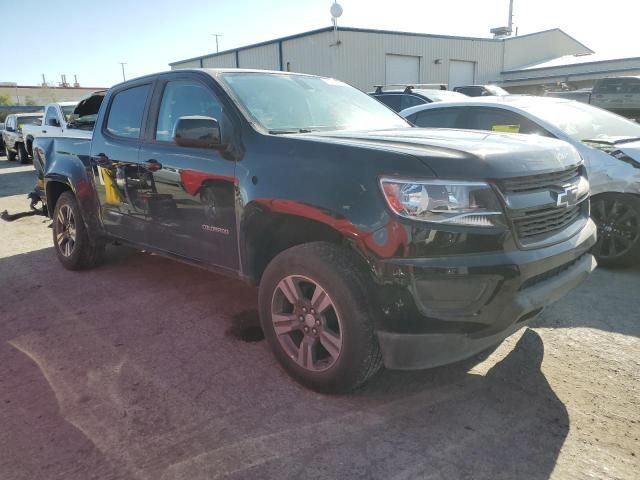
[{"x1": 376, "y1": 219, "x2": 597, "y2": 369}]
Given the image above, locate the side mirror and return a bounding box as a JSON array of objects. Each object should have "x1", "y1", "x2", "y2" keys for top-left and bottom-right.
[
  {"x1": 47, "y1": 118, "x2": 61, "y2": 127},
  {"x1": 173, "y1": 116, "x2": 222, "y2": 149}
]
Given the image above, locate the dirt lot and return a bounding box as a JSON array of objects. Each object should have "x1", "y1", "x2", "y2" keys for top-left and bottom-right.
[{"x1": 0, "y1": 156, "x2": 638, "y2": 480}]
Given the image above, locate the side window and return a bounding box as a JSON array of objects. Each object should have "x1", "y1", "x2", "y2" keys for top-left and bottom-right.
[
  {"x1": 375, "y1": 94, "x2": 402, "y2": 112},
  {"x1": 466, "y1": 108, "x2": 547, "y2": 135},
  {"x1": 44, "y1": 107, "x2": 58, "y2": 126},
  {"x1": 401, "y1": 95, "x2": 427, "y2": 111},
  {"x1": 155, "y1": 80, "x2": 223, "y2": 142},
  {"x1": 413, "y1": 108, "x2": 464, "y2": 128},
  {"x1": 106, "y1": 84, "x2": 151, "y2": 139}
]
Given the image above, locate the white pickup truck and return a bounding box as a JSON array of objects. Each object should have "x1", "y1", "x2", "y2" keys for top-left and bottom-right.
[{"x1": 23, "y1": 91, "x2": 105, "y2": 157}]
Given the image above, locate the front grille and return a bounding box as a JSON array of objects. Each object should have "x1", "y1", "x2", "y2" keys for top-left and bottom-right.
[
  {"x1": 500, "y1": 166, "x2": 581, "y2": 193},
  {"x1": 514, "y1": 205, "x2": 582, "y2": 239}
]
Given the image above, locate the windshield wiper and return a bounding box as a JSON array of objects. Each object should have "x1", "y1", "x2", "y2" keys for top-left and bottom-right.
[
  {"x1": 581, "y1": 138, "x2": 615, "y2": 145},
  {"x1": 613, "y1": 136, "x2": 640, "y2": 145},
  {"x1": 268, "y1": 128, "x2": 317, "y2": 134}
]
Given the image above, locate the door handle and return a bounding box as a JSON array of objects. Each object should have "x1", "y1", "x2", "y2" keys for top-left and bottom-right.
[
  {"x1": 42, "y1": 130, "x2": 47, "y2": 134},
  {"x1": 143, "y1": 159, "x2": 162, "y2": 172},
  {"x1": 92, "y1": 153, "x2": 111, "y2": 167}
]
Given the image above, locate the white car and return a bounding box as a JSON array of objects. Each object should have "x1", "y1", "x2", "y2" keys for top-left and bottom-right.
[
  {"x1": 23, "y1": 91, "x2": 106, "y2": 157},
  {"x1": 400, "y1": 96, "x2": 640, "y2": 267}
]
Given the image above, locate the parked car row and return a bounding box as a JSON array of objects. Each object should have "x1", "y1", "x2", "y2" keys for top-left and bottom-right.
[
  {"x1": 31, "y1": 68, "x2": 598, "y2": 392},
  {"x1": 399, "y1": 94, "x2": 640, "y2": 267},
  {"x1": 1, "y1": 90, "x2": 105, "y2": 163},
  {"x1": 544, "y1": 76, "x2": 640, "y2": 119}
]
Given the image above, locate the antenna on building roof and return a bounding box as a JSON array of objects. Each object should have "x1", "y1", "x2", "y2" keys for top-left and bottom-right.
[
  {"x1": 330, "y1": 1, "x2": 343, "y2": 46},
  {"x1": 490, "y1": 0, "x2": 515, "y2": 38}
]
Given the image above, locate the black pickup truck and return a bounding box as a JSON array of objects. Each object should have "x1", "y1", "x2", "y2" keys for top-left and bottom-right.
[{"x1": 34, "y1": 69, "x2": 597, "y2": 392}]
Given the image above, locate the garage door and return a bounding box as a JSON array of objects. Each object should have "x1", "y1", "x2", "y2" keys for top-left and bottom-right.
[
  {"x1": 449, "y1": 60, "x2": 475, "y2": 89},
  {"x1": 385, "y1": 54, "x2": 420, "y2": 85}
]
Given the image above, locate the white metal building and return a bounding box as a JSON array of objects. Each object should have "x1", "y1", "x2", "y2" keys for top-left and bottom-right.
[{"x1": 169, "y1": 26, "x2": 634, "y2": 92}]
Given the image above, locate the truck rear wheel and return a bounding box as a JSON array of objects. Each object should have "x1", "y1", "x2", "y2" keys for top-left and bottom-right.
[
  {"x1": 258, "y1": 242, "x2": 383, "y2": 393},
  {"x1": 17, "y1": 143, "x2": 29, "y2": 164},
  {"x1": 52, "y1": 191, "x2": 105, "y2": 270}
]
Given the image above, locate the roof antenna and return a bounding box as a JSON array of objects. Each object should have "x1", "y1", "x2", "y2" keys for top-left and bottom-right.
[{"x1": 330, "y1": 1, "x2": 343, "y2": 46}]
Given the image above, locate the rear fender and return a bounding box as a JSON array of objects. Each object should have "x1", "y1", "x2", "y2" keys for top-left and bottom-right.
[{"x1": 36, "y1": 139, "x2": 106, "y2": 243}]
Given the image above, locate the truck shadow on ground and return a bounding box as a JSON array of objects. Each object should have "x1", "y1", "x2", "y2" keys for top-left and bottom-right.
[
  {"x1": 0, "y1": 158, "x2": 36, "y2": 197},
  {"x1": 0, "y1": 246, "x2": 573, "y2": 479}
]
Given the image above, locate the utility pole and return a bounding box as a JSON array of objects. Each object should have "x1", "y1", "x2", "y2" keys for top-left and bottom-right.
[
  {"x1": 508, "y1": 0, "x2": 515, "y2": 34},
  {"x1": 119, "y1": 62, "x2": 127, "y2": 81},
  {"x1": 211, "y1": 34, "x2": 223, "y2": 53}
]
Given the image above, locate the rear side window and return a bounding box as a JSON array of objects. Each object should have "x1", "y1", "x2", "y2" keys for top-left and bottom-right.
[
  {"x1": 106, "y1": 84, "x2": 150, "y2": 139},
  {"x1": 412, "y1": 108, "x2": 464, "y2": 128},
  {"x1": 466, "y1": 108, "x2": 547, "y2": 135},
  {"x1": 455, "y1": 86, "x2": 483, "y2": 97},
  {"x1": 374, "y1": 94, "x2": 403, "y2": 112},
  {"x1": 155, "y1": 80, "x2": 223, "y2": 142},
  {"x1": 401, "y1": 95, "x2": 427, "y2": 110}
]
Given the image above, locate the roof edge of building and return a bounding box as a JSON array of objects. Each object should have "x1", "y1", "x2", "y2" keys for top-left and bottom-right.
[
  {"x1": 169, "y1": 25, "x2": 503, "y2": 66},
  {"x1": 502, "y1": 55, "x2": 640, "y2": 74}
]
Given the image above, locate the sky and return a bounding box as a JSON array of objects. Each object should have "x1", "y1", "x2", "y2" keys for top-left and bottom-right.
[{"x1": 3, "y1": 0, "x2": 639, "y2": 88}]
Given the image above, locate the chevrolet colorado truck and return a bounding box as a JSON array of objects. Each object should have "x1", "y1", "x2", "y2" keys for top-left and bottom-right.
[{"x1": 33, "y1": 69, "x2": 597, "y2": 392}]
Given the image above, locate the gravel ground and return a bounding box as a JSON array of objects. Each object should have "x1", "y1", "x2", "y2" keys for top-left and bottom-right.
[{"x1": 0, "y1": 156, "x2": 638, "y2": 480}]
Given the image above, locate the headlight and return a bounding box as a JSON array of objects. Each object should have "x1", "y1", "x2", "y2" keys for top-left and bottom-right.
[{"x1": 380, "y1": 178, "x2": 504, "y2": 227}]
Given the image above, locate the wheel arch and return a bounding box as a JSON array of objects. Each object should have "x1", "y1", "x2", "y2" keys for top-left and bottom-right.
[{"x1": 242, "y1": 205, "x2": 353, "y2": 285}]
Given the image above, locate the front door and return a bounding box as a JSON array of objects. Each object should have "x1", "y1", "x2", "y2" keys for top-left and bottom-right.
[
  {"x1": 90, "y1": 82, "x2": 153, "y2": 246},
  {"x1": 138, "y1": 76, "x2": 238, "y2": 270}
]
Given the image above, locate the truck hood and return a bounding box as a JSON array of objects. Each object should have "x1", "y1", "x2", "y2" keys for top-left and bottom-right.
[{"x1": 301, "y1": 128, "x2": 582, "y2": 179}]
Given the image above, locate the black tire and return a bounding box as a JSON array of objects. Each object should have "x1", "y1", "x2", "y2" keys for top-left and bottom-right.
[
  {"x1": 52, "y1": 191, "x2": 105, "y2": 270},
  {"x1": 17, "y1": 143, "x2": 29, "y2": 164},
  {"x1": 258, "y1": 242, "x2": 383, "y2": 393},
  {"x1": 591, "y1": 193, "x2": 640, "y2": 268},
  {"x1": 7, "y1": 149, "x2": 16, "y2": 161}
]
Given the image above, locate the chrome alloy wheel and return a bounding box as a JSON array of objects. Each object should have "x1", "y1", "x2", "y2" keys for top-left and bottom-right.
[
  {"x1": 55, "y1": 205, "x2": 77, "y2": 257},
  {"x1": 271, "y1": 275, "x2": 343, "y2": 372}
]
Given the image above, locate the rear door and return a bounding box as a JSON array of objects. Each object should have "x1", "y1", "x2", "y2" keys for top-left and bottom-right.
[
  {"x1": 90, "y1": 81, "x2": 153, "y2": 246},
  {"x1": 137, "y1": 73, "x2": 239, "y2": 270}
]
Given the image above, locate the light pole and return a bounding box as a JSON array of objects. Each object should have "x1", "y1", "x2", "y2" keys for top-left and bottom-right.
[
  {"x1": 119, "y1": 62, "x2": 127, "y2": 81},
  {"x1": 211, "y1": 34, "x2": 222, "y2": 53}
]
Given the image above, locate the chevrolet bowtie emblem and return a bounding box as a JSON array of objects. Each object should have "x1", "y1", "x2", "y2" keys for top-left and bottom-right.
[{"x1": 556, "y1": 184, "x2": 579, "y2": 208}]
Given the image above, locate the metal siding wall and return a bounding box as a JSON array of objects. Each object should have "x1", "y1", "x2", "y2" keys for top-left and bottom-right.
[
  {"x1": 171, "y1": 60, "x2": 202, "y2": 69},
  {"x1": 238, "y1": 43, "x2": 280, "y2": 70},
  {"x1": 503, "y1": 31, "x2": 591, "y2": 71},
  {"x1": 200, "y1": 53, "x2": 237, "y2": 68},
  {"x1": 281, "y1": 31, "x2": 503, "y2": 91}
]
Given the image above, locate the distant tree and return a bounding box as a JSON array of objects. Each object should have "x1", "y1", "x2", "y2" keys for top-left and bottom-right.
[{"x1": 0, "y1": 93, "x2": 11, "y2": 105}]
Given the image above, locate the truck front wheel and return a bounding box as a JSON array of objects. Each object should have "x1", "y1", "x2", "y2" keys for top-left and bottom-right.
[
  {"x1": 52, "y1": 191, "x2": 105, "y2": 270},
  {"x1": 7, "y1": 149, "x2": 16, "y2": 161},
  {"x1": 17, "y1": 143, "x2": 29, "y2": 164},
  {"x1": 258, "y1": 242, "x2": 383, "y2": 393}
]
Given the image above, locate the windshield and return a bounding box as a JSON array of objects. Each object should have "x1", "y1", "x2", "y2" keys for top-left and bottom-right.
[
  {"x1": 61, "y1": 105, "x2": 76, "y2": 122},
  {"x1": 17, "y1": 116, "x2": 41, "y2": 128},
  {"x1": 220, "y1": 72, "x2": 408, "y2": 132},
  {"x1": 526, "y1": 100, "x2": 640, "y2": 142},
  {"x1": 486, "y1": 85, "x2": 509, "y2": 96}
]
